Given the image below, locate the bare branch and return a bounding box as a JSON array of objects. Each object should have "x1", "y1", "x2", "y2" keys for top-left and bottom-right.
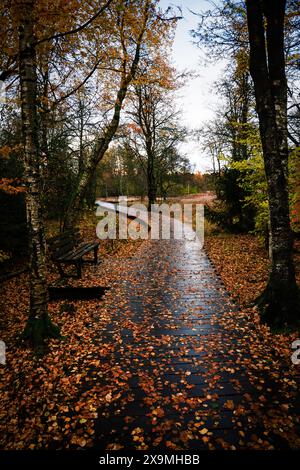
[{"x1": 35, "y1": 0, "x2": 114, "y2": 46}]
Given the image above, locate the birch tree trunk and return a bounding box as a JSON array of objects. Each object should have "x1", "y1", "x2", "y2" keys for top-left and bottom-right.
[
  {"x1": 18, "y1": 0, "x2": 59, "y2": 349},
  {"x1": 246, "y1": 0, "x2": 299, "y2": 327}
]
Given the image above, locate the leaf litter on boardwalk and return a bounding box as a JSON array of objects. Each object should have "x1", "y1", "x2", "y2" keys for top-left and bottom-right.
[{"x1": 0, "y1": 235, "x2": 299, "y2": 450}]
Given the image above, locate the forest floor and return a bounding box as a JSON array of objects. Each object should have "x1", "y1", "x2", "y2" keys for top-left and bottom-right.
[
  {"x1": 0, "y1": 195, "x2": 299, "y2": 450},
  {"x1": 204, "y1": 233, "x2": 300, "y2": 308}
]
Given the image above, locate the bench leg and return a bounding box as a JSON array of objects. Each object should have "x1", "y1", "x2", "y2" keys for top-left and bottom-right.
[
  {"x1": 76, "y1": 261, "x2": 82, "y2": 278},
  {"x1": 93, "y1": 246, "x2": 98, "y2": 264},
  {"x1": 56, "y1": 262, "x2": 65, "y2": 279}
]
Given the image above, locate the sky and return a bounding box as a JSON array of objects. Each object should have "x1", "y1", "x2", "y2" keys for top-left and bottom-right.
[{"x1": 159, "y1": 0, "x2": 226, "y2": 172}]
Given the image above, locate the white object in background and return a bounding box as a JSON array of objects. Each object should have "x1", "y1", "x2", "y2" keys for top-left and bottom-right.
[{"x1": 0, "y1": 340, "x2": 6, "y2": 365}]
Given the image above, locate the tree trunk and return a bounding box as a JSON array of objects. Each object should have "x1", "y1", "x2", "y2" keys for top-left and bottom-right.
[
  {"x1": 246, "y1": 0, "x2": 299, "y2": 327},
  {"x1": 240, "y1": 70, "x2": 250, "y2": 161},
  {"x1": 63, "y1": 77, "x2": 137, "y2": 230},
  {"x1": 147, "y1": 169, "x2": 157, "y2": 210},
  {"x1": 63, "y1": 88, "x2": 126, "y2": 230},
  {"x1": 18, "y1": 0, "x2": 59, "y2": 350},
  {"x1": 63, "y1": 5, "x2": 150, "y2": 230},
  {"x1": 78, "y1": 98, "x2": 85, "y2": 176},
  {"x1": 146, "y1": 140, "x2": 157, "y2": 210}
]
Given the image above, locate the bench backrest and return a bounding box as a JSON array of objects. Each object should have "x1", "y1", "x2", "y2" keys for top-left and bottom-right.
[{"x1": 47, "y1": 229, "x2": 81, "y2": 259}]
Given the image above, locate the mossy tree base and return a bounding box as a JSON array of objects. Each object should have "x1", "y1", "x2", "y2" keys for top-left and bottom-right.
[
  {"x1": 23, "y1": 314, "x2": 61, "y2": 355},
  {"x1": 256, "y1": 280, "x2": 300, "y2": 329}
]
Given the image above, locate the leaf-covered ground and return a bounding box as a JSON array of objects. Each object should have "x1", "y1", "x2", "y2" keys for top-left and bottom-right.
[
  {"x1": 204, "y1": 233, "x2": 300, "y2": 307},
  {"x1": 0, "y1": 229, "x2": 299, "y2": 450}
]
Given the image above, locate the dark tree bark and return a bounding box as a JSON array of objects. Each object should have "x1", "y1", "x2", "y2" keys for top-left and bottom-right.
[
  {"x1": 78, "y1": 98, "x2": 85, "y2": 177},
  {"x1": 18, "y1": 0, "x2": 59, "y2": 350},
  {"x1": 246, "y1": 0, "x2": 299, "y2": 327},
  {"x1": 146, "y1": 146, "x2": 157, "y2": 210},
  {"x1": 134, "y1": 85, "x2": 158, "y2": 210}
]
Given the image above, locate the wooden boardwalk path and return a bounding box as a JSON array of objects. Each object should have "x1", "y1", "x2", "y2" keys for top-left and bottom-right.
[{"x1": 92, "y1": 234, "x2": 299, "y2": 450}]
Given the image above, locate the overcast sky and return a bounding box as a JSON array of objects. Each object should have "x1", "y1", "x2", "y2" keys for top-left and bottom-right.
[{"x1": 159, "y1": 0, "x2": 226, "y2": 172}]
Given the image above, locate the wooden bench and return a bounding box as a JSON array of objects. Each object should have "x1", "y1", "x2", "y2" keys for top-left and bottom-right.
[{"x1": 47, "y1": 229, "x2": 99, "y2": 278}]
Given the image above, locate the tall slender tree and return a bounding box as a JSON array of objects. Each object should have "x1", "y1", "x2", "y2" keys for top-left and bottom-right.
[
  {"x1": 246, "y1": 0, "x2": 299, "y2": 326},
  {"x1": 127, "y1": 82, "x2": 185, "y2": 209},
  {"x1": 18, "y1": 0, "x2": 59, "y2": 349},
  {"x1": 62, "y1": 0, "x2": 175, "y2": 228},
  {"x1": 62, "y1": 14, "x2": 147, "y2": 228}
]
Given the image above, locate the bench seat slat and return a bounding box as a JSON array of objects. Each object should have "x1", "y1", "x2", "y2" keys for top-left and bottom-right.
[
  {"x1": 66, "y1": 242, "x2": 99, "y2": 260},
  {"x1": 52, "y1": 241, "x2": 78, "y2": 256},
  {"x1": 56, "y1": 242, "x2": 99, "y2": 261},
  {"x1": 47, "y1": 229, "x2": 99, "y2": 278}
]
